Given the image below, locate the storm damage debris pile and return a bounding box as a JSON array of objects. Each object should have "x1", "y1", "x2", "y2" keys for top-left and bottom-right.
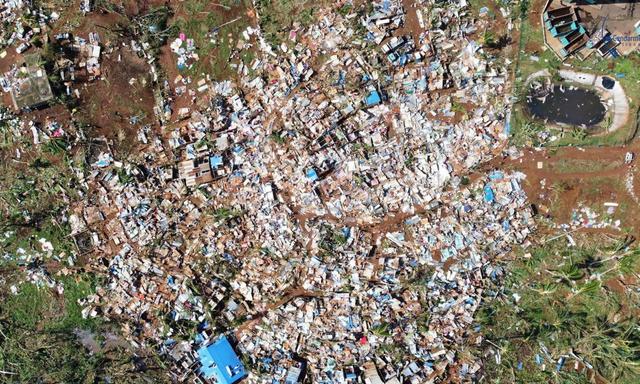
[
  {"x1": 0, "y1": 0, "x2": 55, "y2": 53},
  {"x1": 1, "y1": 0, "x2": 529, "y2": 383},
  {"x1": 0, "y1": 29, "x2": 105, "y2": 110},
  {"x1": 63, "y1": 1, "x2": 528, "y2": 382},
  {"x1": 56, "y1": 32, "x2": 103, "y2": 80},
  {"x1": 170, "y1": 33, "x2": 199, "y2": 71},
  {"x1": 235, "y1": 172, "x2": 534, "y2": 383},
  {"x1": 2, "y1": 53, "x2": 54, "y2": 110}
]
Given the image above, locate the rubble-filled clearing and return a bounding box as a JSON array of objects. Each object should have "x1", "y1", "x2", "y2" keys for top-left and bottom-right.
[{"x1": 1, "y1": 0, "x2": 606, "y2": 383}]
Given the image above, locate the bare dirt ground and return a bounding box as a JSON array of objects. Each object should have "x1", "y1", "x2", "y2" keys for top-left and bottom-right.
[
  {"x1": 524, "y1": 0, "x2": 546, "y2": 53},
  {"x1": 480, "y1": 143, "x2": 640, "y2": 239},
  {"x1": 76, "y1": 47, "x2": 157, "y2": 143}
]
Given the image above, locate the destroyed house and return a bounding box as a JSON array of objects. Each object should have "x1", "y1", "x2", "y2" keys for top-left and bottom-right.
[
  {"x1": 10, "y1": 54, "x2": 54, "y2": 110},
  {"x1": 197, "y1": 336, "x2": 246, "y2": 384},
  {"x1": 284, "y1": 360, "x2": 306, "y2": 384},
  {"x1": 597, "y1": 37, "x2": 620, "y2": 58},
  {"x1": 363, "y1": 362, "x2": 384, "y2": 384},
  {"x1": 365, "y1": 90, "x2": 382, "y2": 107}
]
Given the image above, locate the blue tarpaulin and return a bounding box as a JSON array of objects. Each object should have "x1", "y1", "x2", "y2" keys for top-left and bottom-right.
[
  {"x1": 210, "y1": 155, "x2": 223, "y2": 169},
  {"x1": 306, "y1": 169, "x2": 318, "y2": 181},
  {"x1": 365, "y1": 90, "x2": 382, "y2": 106},
  {"x1": 483, "y1": 185, "x2": 495, "y2": 203},
  {"x1": 489, "y1": 171, "x2": 504, "y2": 180}
]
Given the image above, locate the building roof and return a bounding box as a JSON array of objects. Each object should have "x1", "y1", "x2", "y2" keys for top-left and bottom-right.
[
  {"x1": 197, "y1": 336, "x2": 246, "y2": 384},
  {"x1": 10, "y1": 54, "x2": 54, "y2": 110}
]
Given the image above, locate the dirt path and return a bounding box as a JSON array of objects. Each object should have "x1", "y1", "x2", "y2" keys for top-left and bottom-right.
[{"x1": 234, "y1": 287, "x2": 323, "y2": 337}]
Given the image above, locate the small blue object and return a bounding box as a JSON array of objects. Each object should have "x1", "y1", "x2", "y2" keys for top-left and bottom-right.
[
  {"x1": 535, "y1": 354, "x2": 542, "y2": 365},
  {"x1": 306, "y1": 168, "x2": 318, "y2": 181},
  {"x1": 556, "y1": 357, "x2": 565, "y2": 372},
  {"x1": 479, "y1": 6, "x2": 489, "y2": 14},
  {"x1": 197, "y1": 336, "x2": 246, "y2": 384},
  {"x1": 365, "y1": 90, "x2": 382, "y2": 106},
  {"x1": 489, "y1": 171, "x2": 504, "y2": 180},
  {"x1": 517, "y1": 361, "x2": 523, "y2": 371},
  {"x1": 616, "y1": 73, "x2": 625, "y2": 78},
  {"x1": 483, "y1": 185, "x2": 495, "y2": 203},
  {"x1": 198, "y1": 321, "x2": 210, "y2": 331},
  {"x1": 210, "y1": 155, "x2": 223, "y2": 169}
]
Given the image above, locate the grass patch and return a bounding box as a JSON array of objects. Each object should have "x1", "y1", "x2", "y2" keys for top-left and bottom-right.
[
  {"x1": 171, "y1": 0, "x2": 252, "y2": 79},
  {"x1": 3, "y1": 275, "x2": 99, "y2": 332},
  {"x1": 0, "y1": 148, "x2": 80, "y2": 257},
  {"x1": 551, "y1": 158, "x2": 623, "y2": 174},
  {"x1": 475, "y1": 234, "x2": 640, "y2": 383},
  {"x1": 254, "y1": 0, "x2": 330, "y2": 48},
  {"x1": 0, "y1": 272, "x2": 169, "y2": 382}
]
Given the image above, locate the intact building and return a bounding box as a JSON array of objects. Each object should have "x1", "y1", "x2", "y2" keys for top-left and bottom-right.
[{"x1": 197, "y1": 336, "x2": 246, "y2": 384}]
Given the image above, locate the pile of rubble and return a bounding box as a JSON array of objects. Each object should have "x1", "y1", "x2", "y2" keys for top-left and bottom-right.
[
  {"x1": 66, "y1": 0, "x2": 529, "y2": 382},
  {"x1": 2, "y1": 0, "x2": 532, "y2": 382},
  {"x1": 170, "y1": 34, "x2": 199, "y2": 71}
]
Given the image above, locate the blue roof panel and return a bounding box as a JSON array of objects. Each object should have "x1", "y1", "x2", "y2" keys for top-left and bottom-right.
[
  {"x1": 197, "y1": 336, "x2": 246, "y2": 384},
  {"x1": 365, "y1": 90, "x2": 382, "y2": 106}
]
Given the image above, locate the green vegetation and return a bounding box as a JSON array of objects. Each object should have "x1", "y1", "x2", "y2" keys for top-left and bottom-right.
[
  {"x1": 4, "y1": 276, "x2": 98, "y2": 331},
  {"x1": 0, "y1": 273, "x2": 168, "y2": 383},
  {"x1": 509, "y1": 119, "x2": 545, "y2": 147},
  {"x1": 131, "y1": 6, "x2": 176, "y2": 55},
  {"x1": 171, "y1": 0, "x2": 252, "y2": 79},
  {"x1": 551, "y1": 158, "x2": 623, "y2": 174},
  {"x1": 213, "y1": 207, "x2": 243, "y2": 221},
  {"x1": 475, "y1": 234, "x2": 640, "y2": 383},
  {"x1": 269, "y1": 131, "x2": 289, "y2": 144},
  {"x1": 0, "y1": 148, "x2": 81, "y2": 257},
  {"x1": 254, "y1": 0, "x2": 329, "y2": 48},
  {"x1": 319, "y1": 224, "x2": 348, "y2": 254},
  {"x1": 371, "y1": 322, "x2": 392, "y2": 337}
]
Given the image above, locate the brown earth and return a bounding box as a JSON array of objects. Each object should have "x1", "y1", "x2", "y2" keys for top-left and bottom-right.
[
  {"x1": 75, "y1": 46, "x2": 157, "y2": 146},
  {"x1": 478, "y1": 144, "x2": 640, "y2": 239}
]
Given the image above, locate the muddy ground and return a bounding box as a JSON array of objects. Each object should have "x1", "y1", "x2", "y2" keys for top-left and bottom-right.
[{"x1": 480, "y1": 143, "x2": 640, "y2": 241}]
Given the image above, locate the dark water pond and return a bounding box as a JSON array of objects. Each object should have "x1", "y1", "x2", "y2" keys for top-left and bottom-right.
[{"x1": 527, "y1": 85, "x2": 606, "y2": 127}]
